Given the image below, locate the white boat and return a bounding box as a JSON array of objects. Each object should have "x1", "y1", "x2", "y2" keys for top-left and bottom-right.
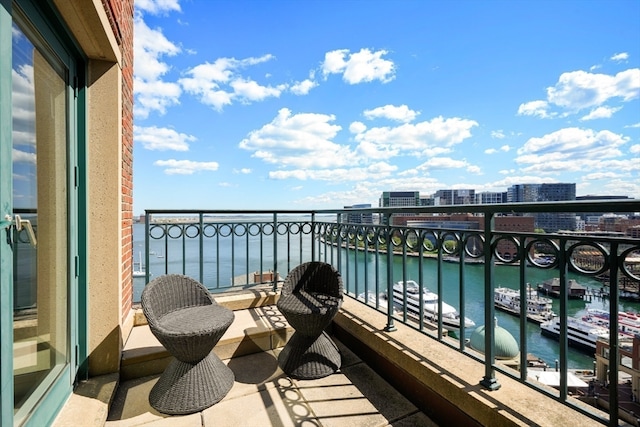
[
  {"x1": 393, "y1": 280, "x2": 475, "y2": 331},
  {"x1": 494, "y1": 286, "x2": 555, "y2": 324},
  {"x1": 583, "y1": 308, "x2": 640, "y2": 337},
  {"x1": 540, "y1": 316, "x2": 614, "y2": 353},
  {"x1": 133, "y1": 252, "x2": 149, "y2": 278}
]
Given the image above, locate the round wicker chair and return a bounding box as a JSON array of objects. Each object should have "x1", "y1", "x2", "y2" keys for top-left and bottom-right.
[
  {"x1": 276, "y1": 262, "x2": 343, "y2": 379},
  {"x1": 141, "y1": 274, "x2": 234, "y2": 414}
]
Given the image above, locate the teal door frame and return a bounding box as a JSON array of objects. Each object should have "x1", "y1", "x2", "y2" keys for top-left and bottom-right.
[
  {"x1": 0, "y1": 1, "x2": 86, "y2": 425},
  {"x1": 0, "y1": 1, "x2": 14, "y2": 425}
]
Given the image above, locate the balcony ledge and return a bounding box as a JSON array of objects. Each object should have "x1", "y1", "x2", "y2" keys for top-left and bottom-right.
[{"x1": 54, "y1": 290, "x2": 609, "y2": 427}]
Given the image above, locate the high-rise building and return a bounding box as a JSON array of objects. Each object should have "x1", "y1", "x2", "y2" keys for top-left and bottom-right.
[
  {"x1": 507, "y1": 183, "x2": 576, "y2": 232},
  {"x1": 344, "y1": 204, "x2": 373, "y2": 224},
  {"x1": 434, "y1": 189, "x2": 476, "y2": 205},
  {"x1": 475, "y1": 191, "x2": 507, "y2": 204},
  {"x1": 379, "y1": 191, "x2": 421, "y2": 225},
  {"x1": 379, "y1": 191, "x2": 420, "y2": 208}
]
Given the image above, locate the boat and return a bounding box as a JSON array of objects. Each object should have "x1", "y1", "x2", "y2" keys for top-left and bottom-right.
[
  {"x1": 393, "y1": 280, "x2": 475, "y2": 331},
  {"x1": 494, "y1": 286, "x2": 555, "y2": 324},
  {"x1": 540, "y1": 316, "x2": 612, "y2": 353},
  {"x1": 133, "y1": 252, "x2": 149, "y2": 278},
  {"x1": 583, "y1": 308, "x2": 640, "y2": 337}
]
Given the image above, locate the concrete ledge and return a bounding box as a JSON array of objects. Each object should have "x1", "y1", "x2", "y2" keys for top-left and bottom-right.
[
  {"x1": 52, "y1": 373, "x2": 119, "y2": 427},
  {"x1": 334, "y1": 297, "x2": 607, "y2": 427},
  {"x1": 121, "y1": 304, "x2": 292, "y2": 381}
]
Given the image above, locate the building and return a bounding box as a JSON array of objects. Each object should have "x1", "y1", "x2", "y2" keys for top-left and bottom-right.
[
  {"x1": 344, "y1": 204, "x2": 374, "y2": 224},
  {"x1": 434, "y1": 189, "x2": 476, "y2": 205},
  {"x1": 476, "y1": 191, "x2": 507, "y2": 204},
  {"x1": 1, "y1": 1, "x2": 134, "y2": 425},
  {"x1": 507, "y1": 183, "x2": 577, "y2": 232},
  {"x1": 379, "y1": 191, "x2": 421, "y2": 224}
]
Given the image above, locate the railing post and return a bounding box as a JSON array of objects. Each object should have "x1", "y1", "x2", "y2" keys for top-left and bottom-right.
[
  {"x1": 144, "y1": 211, "x2": 150, "y2": 282},
  {"x1": 199, "y1": 213, "x2": 204, "y2": 284},
  {"x1": 480, "y1": 212, "x2": 500, "y2": 390},
  {"x1": 608, "y1": 242, "x2": 620, "y2": 427},
  {"x1": 384, "y1": 213, "x2": 396, "y2": 332},
  {"x1": 273, "y1": 213, "x2": 278, "y2": 292}
]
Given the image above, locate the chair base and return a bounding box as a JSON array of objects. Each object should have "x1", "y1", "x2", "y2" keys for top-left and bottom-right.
[
  {"x1": 278, "y1": 331, "x2": 341, "y2": 379},
  {"x1": 149, "y1": 352, "x2": 234, "y2": 415}
]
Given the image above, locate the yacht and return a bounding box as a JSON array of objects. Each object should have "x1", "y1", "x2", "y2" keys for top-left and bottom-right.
[
  {"x1": 540, "y1": 316, "x2": 614, "y2": 353},
  {"x1": 393, "y1": 280, "x2": 475, "y2": 332},
  {"x1": 583, "y1": 308, "x2": 640, "y2": 337},
  {"x1": 494, "y1": 286, "x2": 555, "y2": 324}
]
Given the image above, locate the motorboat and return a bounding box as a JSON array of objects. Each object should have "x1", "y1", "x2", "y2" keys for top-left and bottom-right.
[
  {"x1": 494, "y1": 286, "x2": 555, "y2": 324},
  {"x1": 583, "y1": 308, "x2": 640, "y2": 337}
]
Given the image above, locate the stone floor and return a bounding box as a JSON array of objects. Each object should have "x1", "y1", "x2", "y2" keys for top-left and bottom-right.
[{"x1": 105, "y1": 338, "x2": 438, "y2": 427}]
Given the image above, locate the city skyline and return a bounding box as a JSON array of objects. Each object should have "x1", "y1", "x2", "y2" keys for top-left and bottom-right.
[{"x1": 132, "y1": 0, "x2": 640, "y2": 215}]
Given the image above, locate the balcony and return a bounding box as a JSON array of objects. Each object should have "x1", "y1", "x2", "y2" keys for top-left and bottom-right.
[{"x1": 55, "y1": 201, "x2": 640, "y2": 426}]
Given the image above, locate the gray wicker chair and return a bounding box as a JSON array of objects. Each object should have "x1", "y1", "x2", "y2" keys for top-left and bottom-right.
[
  {"x1": 277, "y1": 262, "x2": 343, "y2": 379},
  {"x1": 141, "y1": 274, "x2": 234, "y2": 414}
]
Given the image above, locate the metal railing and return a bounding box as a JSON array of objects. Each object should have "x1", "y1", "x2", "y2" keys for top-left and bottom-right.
[{"x1": 139, "y1": 200, "x2": 640, "y2": 426}]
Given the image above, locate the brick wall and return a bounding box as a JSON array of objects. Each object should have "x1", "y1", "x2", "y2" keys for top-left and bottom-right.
[{"x1": 103, "y1": 0, "x2": 135, "y2": 322}]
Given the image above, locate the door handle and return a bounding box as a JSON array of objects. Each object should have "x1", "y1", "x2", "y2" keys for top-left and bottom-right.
[{"x1": 5, "y1": 214, "x2": 37, "y2": 247}]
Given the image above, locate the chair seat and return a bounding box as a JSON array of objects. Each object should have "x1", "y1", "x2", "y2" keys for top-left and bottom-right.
[
  {"x1": 158, "y1": 305, "x2": 234, "y2": 337},
  {"x1": 278, "y1": 291, "x2": 342, "y2": 316}
]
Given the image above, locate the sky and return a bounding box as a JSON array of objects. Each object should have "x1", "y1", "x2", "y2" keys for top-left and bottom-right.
[{"x1": 132, "y1": 0, "x2": 640, "y2": 215}]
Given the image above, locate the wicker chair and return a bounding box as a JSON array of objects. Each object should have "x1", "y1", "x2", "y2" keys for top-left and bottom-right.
[
  {"x1": 141, "y1": 274, "x2": 234, "y2": 415},
  {"x1": 276, "y1": 262, "x2": 343, "y2": 379}
]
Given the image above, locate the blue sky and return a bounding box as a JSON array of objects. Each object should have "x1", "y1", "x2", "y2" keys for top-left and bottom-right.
[{"x1": 132, "y1": 0, "x2": 640, "y2": 215}]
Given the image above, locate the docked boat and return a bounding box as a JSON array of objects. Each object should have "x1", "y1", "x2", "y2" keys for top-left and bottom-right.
[
  {"x1": 133, "y1": 252, "x2": 150, "y2": 278},
  {"x1": 494, "y1": 286, "x2": 555, "y2": 324},
  {"x1": 583, "y1": 308, "x2": 640, "y2": 337},
  {"x1": 393, "y1": 280, "x2": 475, "y2": 331},
  {"x1": 540, "y1": 316, "x2": 611, "y2": 353}
]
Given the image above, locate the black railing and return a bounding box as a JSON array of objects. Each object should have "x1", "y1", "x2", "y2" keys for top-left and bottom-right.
[{"x1": 139, "y1": 200, "x2": 640, "y2": 426}]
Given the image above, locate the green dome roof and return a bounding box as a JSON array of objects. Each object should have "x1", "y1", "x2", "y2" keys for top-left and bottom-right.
[{"x1": 469, "y1": 324, "x2": 519, "y2": 359}]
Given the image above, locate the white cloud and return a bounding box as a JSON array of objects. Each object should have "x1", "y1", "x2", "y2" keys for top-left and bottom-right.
[
  {"x1": 13, "y1": 148, "x2": 36, "y2": 164},
  {"x1": 133, "y1": 15, "x2": 181, "y2": 118},
  {"x1": 611, "y1": 52, "x2": 629, "y2": 62},
  {"x1": 352, "y1": 116, "x2": 478, "y2": 159},
  {"x1": 233, "y1": 168, "x2": 252, "y2": 174},
  {"x1": 134, "y1": 125, "x2": 196, "y2": 151},
  {"x1": 290, "y1": 79, "x2": 318, "y2": 95},
  {"x1": 626, "y1": 122, "x2": 640, "y2": 128},
  {"x1": 363, "y1": 104, "x2": 419, "y2": 123},
  {"x1": 580, "y1": 105, "x2": 623, "y2": 121},
  {"x1": 154, "y1": 159, "x2": 219, "y2": 174},
  {"x1": 516, "y1": 128, "x2": 631, "y2": 175},
  {"x1": 546, "y1": 68, "x2": 640, "y2": 112},
  {"x1": 179, "y1": 55, "x2": 281, "y2": 111},
  {"x1": 349, "y1": 121, "x2": 367, "y2": 134},
  {"x1": 491, "y1": 130, "x2": 506, "y2": 139},
  {"x1": 12, "y1": 64, "x2": 35, "y2": 147},
  {"x1": 630, "y1": 144, "x2": 640, "y2": 154},
  {"x1": 321, "y1": 48, "x2": 395, "y2": 84},
  {"x1": 239, "y1": 108, "x2": 349, "y2": 169},
  {"x1": 135, "y1": 0, "x2": 181, "y2": 15},
  {"x1": 517, "y1": 100, "x2": 552, "y2": 118},
  {"x1": 269, "y1": 162, "x2": 396, "y2": 182}
]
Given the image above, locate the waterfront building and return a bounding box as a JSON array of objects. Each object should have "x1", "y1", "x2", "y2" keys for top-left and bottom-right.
[
  {"x1": 344, "y1": 203, "x2": 373, "y2": 224},
  {"x1": 379, "y1": 191, "x2": 421, "y2": 224}
]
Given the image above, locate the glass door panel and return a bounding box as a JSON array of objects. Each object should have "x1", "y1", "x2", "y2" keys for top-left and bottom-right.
[{"x1": 12, "y1": 20, "x2": 69, "y2": 425}]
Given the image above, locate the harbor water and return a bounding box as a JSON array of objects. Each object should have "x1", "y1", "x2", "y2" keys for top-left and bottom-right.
[{"x1": 133, "y1": 222, "x2": 639, "y2": 370}]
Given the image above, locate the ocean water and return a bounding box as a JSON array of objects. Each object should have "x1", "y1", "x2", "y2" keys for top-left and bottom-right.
[{"x1": 132, "y1": 222, "x2": 638, "y2": 369}]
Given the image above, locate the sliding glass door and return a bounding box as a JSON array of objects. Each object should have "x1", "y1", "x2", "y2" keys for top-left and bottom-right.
[{"x1": 1, "y1": 1, "x2": 81, "y2": 425}]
